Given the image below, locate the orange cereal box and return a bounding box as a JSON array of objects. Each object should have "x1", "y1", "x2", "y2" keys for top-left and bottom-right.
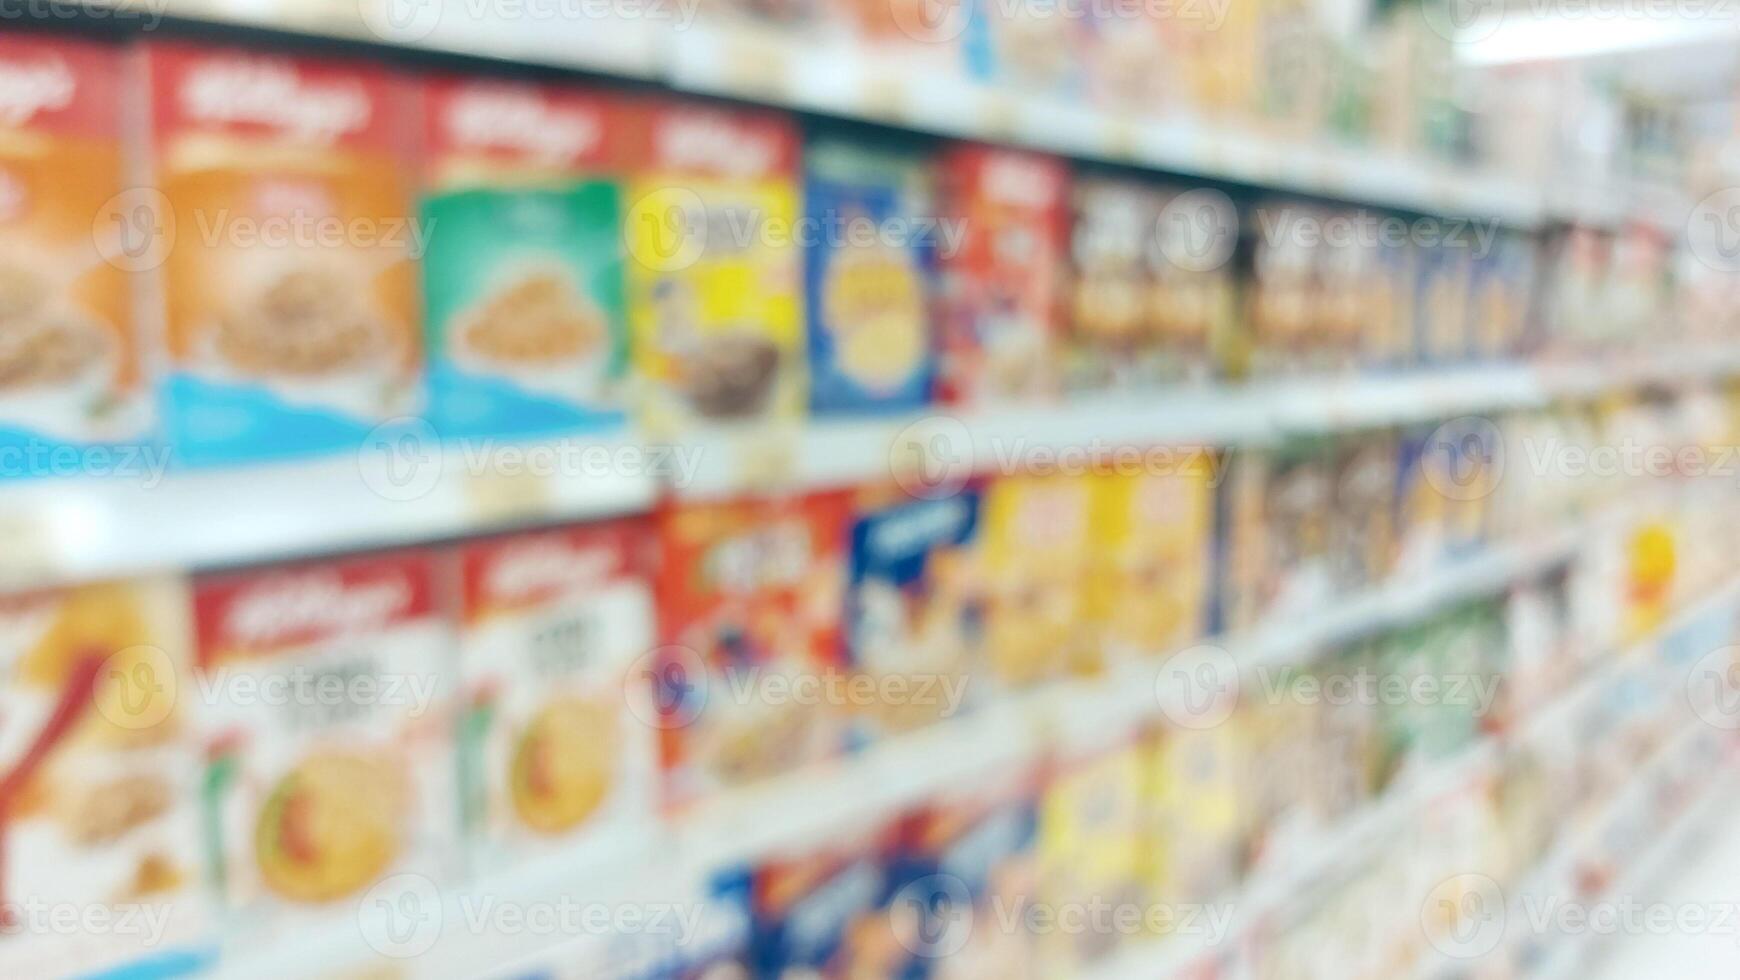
[
  {"x1": 0, "y1": 37, "x2": 153, "y2": 471},
  {"x1": 140, "y1": 43, "x2": 422, "y2": 466},
  {"x1": 654, "y1": 492, "x2": 850, "y2": 808}
]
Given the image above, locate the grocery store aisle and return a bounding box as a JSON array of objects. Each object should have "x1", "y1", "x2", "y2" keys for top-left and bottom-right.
[{"x1": 1588, "y1": 794, "x2": 1740, "y2": 979}]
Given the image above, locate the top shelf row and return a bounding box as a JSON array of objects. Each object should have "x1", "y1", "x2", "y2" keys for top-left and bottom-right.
[{"x1": 114, "y1": 0, "x2": 1690, "y2": 228}]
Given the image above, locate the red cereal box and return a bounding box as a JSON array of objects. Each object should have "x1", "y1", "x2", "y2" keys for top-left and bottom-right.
[
  {"x1": 937, "y1": 145, "x2": 1070, "y2": 406},
  {"x1": 192, "y1": 551, "x2": 455, "y2": 931},
  {"x1": 654, "y1": 492, "x2": 851, "y2": 808},
  {"x1": 452, "y1": 520, "x2": 657, "y2": 875}
]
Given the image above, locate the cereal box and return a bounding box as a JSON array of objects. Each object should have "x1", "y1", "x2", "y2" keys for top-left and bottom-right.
[
  {"x1": 1141, "y1": 723, "x2": 1248, "y2": 910},
  {"x1": 1220, "y1": 440, "x2": 1334, "y2": 632},
  {"x1": 890, "y1": 764, "x2": 1040, "y2": 979},
  {"x1": 0, "y1": 578, "x2": 206, "y2": 977},
  {"x1": 141, "y1": 43, "x2": 422, "y2": 466},
  {"x1": 962, "y1": 0, "x2": 1083, "y2": 97},
  {"x1": 1036, "y1": 739, "x2": 1146, "y2": 973},
  {"x1": 1467, "y1": 230, "x2": 1536, "y2": 360},
  {"x1": 1328, "y1": 432, "x2": 1398, "y2": 593},
  {"x1": 845, "y1": 487, "x2": 983, "y2": 745},
  {"x1": 655, "y1": 492, "x2": 851, "y2": 807},
  {"x1": 624, "y1": 102, "x2": 803, "y2": 434},
  {"x1": 1066, "y1": 176, "x2": 1163, "y2": 392},
  {"x1": 978, "y1": 474, "x2": 1097, "y2": 685},
  {"x1": 1149, "y1": 186, "x2": 1238, "y2": 383},
  {"x1": 1243, "y1": 199, "x2": 1324, "y2": 375},
  {"x1": 937, "y1": 146, "x2": 1069, "y2": 406},
  {"x1": 192, "y1": 551, "x2": 455, "y2": 928},
  {"x1": 1413, "y1": 241, "x2": 1472, "y2": 364},
  {"x1": 749, "y1": 824, "x2": 907, "y2": 979},
  {"x1": 1089, "y1": 455, "x2": 1216, "y2": 660},
  {"x1": 420, "y1": 76, "x2": 628, "y2": 441},
  {"x1": 1366, "y1": 233, "x2": 1416, "y2": 368},
  {"x1": 0, "y1": 37, "x2": 153, "y2": 471},
  {"x1": 803, "y1": 136, "x2": 937, "y2": 415},
  {"x1": 453, "y1": 520, "x2": 656, "y2": 877}
]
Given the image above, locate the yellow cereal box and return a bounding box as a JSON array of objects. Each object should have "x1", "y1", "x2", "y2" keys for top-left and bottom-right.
[
  {"x1": 1090, "y1": 453, "x2": 1216, "y2": 660},
  {"x1": 979, "y1": 473, "x2": 1099, "y2": 685},
  {"x1": 1037, "y1": 740, "x2": 1147, "y2": 972},
  {"x1": 623, "y1": 101, "x2": 804, "y2": 435}
]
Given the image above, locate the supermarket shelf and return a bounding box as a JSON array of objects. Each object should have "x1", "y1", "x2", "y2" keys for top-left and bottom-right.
[
  {"x1": 116, "y1": 1, "x2": 1552, "y2": 225},
  {"x1": 0, "y1": 437, "x2": 658, "y2": 591},
  {"x1": 675, "y1": 348, "x2": 1740, "y2": 500},
  {"x1": 1093, "y1": 572, "x2": 1740, "y2": 980},
  {"x1": 3, "y1": 348, "x2": 1732, "y2": 590}
]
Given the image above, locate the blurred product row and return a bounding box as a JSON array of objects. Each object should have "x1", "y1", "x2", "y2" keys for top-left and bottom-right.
[
  {"x1": 0, "y1": 32, "x2": 1727, "y2": 474},
  {"x1": 6, "y1": 378, "x2": 1739, "y2": 977}
]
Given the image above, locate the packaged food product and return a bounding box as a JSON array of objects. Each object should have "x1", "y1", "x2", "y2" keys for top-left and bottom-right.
[
  {"x1": 193, "y1": 551, "x2": 455, "y2": 926},
  {"x1": 1328, "y1": 432, "x2": 1398, "y2": 593},
  {"x1": 1413, "y1": 241, "x2": 1472, "y2": 363},
  {"x1": 1242, "y1": 439, "x2": 1334, "y2": 627},
  {"x1": 453, "y1": 520, "x2": 656, "y2": 876},
  {"x1": 1393, "y1": 423, "x2": 1451, "y2": 574},
  {"x1": 892, "y1": 764, "x2": 1040, "y2": 980},
  {"x1": 420, "y1": 76, "x2": 628, "y2": 440},
  {"x1": 1243, "y1": 199, "x2": 1324, "y2": 375},
  {"x1": 1540, "y1": 225, "x2": 1610, "y2": 354},
  {"x1": 937, "y1": 145, "x2": 1068, "y2": 406},
  {"x1": 844, "y1": 487, "x2": 982, "y2": 744},
  {"x1": 1089, "y1": 455, "x2": 1215, "y2": 659},
  {"x1": 1316, "y1": 209, "x2": 1378, "y2": 369},
  {"x1": 1141, "y1": 723, "x2": 1246, "y2": 910},
  {"x1": 978, "y1": 474, "x2": 1097, "y2": 685},
  {"x1": 1366, "y1": 233, "x2": 1416, "y2": 368},
  {"x1": 1467, "y1": 230, "x2": 1536, "y2": 360},
  {"x1": 141, "y1": 44, "x2": 422, "y2": 466},
  {"x1": 0, "y1": 578, "x2": 206, "y2": 976},
  {"x1": 0, "y1": 36, "x2": 152, "y2": 470},
  {"x1": 1148, "y1": 186, "x2": 1238, "y2": 383},
  {"x1": 748, "y1": 823, "x2": 908, "y2": 979},
  {"x1": 1066, "y1": 176, "x2": 1163, "y2": 392},
  {"x1": 1036, "y1": 739, "x2": 1146, "y2": 972},
  {"x1": 803, "y1": 136, "x2": 937, "y2": 415},
  {"x1": 961, "y1": 0, "x2": 1082, "y2": 96},
  {"x1": 624, "y1": 101, "x2": 804, "y2": 434},
  {"x1": 655, "y1": 492, "x2": 851, "y2": 807}
]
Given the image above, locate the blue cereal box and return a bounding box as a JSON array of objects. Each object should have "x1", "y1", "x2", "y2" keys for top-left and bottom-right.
[
  {"x1": 845, "y1": 487, "x2": 983, "y2": 744},
  {"x1": 804, "y1": 137, "x2": 938, "y2": 414},
  {"x1": 751, "y1": 828, "x2": 914, "y2": 979}
]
